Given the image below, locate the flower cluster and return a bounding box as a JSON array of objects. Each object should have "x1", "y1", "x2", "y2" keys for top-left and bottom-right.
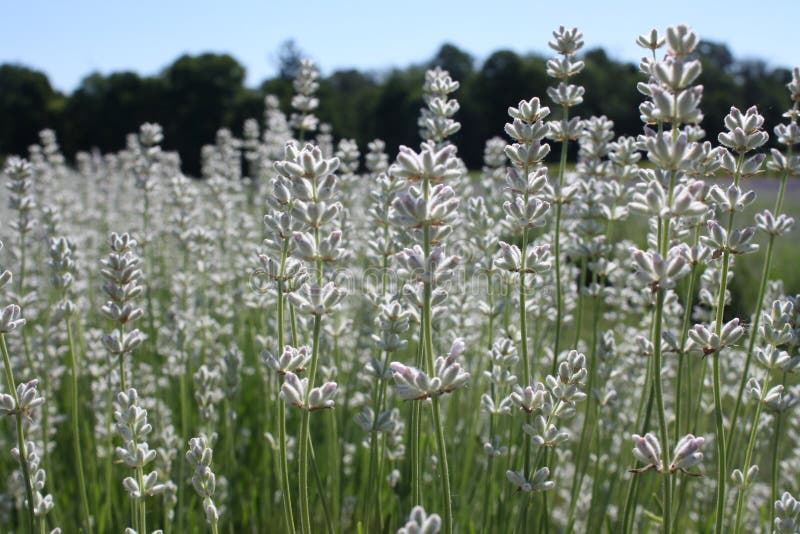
[
  {"x1": 100, "y1": 232, "x2": 145, "y2": 387},
  {"x1": 390, "y1": 339, "x2": 471, "y2": 401},
  {"x1": 114, "y1": 389, "x2": 168, "y2": 499},
  {"x1": 186, "y1": 436, "x2": 221, "y2": 527},
  {"x1": 629, "y1": 432, "x2": 705, "y2": 475}
]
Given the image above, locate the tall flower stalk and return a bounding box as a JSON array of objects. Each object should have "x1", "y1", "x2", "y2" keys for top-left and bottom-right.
[
  {"x1": 5, "y1": 158, "x2": 35, "y2": 299},
  {"x1": 5, "y1": 157, "x2": 37, "y2": 390},
  {"x1": 186, "y1": 436, "x2": 221, "y2": 534},
  {"x1": 703, "y1": 104, "x2": 768, "y2": 531},
  {"x1": 0, "y1": 260, "x2": 38, "y2": 531},
  {"x1": 99, "y1": 232, "x2": 145, "y2": 392},
  {"x1": 727, "y1": 67, "x2": 800, "y2": 450},
  {"x1": 357, "y1": 138, "x2": 402, "y2": 529},
  {"x1": 389, "y1": 66, "x2": 465, "y2": 534},
  {"x1": 275, "y1": 142, "x2": 345, "y2": 533},
  {"x1": 545, "y1": 26, "x2": 585, "y2": 372},
  {"x1": 499, "y1": 96, "x2": 552, "y2": 477},
  {"x1": 731, "y1": 298, "x2": 797, "y2": 533},
  {"x1": 133, "y1": 123, "x2": 162, "y2": 347},
  {"x1": 505, "y1": 351, "x2": 588, "y2": 525},
  {"x1": 257, "y1": 61, "x2": 324, "y2": 533},
  {"x1": 49, "y1": 237, "x2": 92, "y2": 532},
  {"x1": 260, "y1": 165, "x2": 308, "y2": 534},
  {"x1": 627, "y1": 25, "x2": 708, "y2": 532},
  {"x1": 358, "y1": 300, "x2": 409, "y2": 529},
  {"x1": 114, "y1": 388, "x2": 168, "y2": 532}
]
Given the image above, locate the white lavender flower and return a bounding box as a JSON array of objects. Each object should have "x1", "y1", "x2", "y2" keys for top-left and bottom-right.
[
  {"x1": 264, "y1": 344, "x2": 311, "y2": 375},
  {"x1": 630, "y1": 246, "x2": 688, "y2": 291},
  {"x1": 686, "y1": 318, "x2": 745, "y2": 356},
  {"x1": 390, "y1": 339, "x2": 470, "y2": 401},
  {"x1": 186, "y1": 436, "x2": 221, "y2": 527},
  {"x1": 506, "y1": 467, "x2": 555, "y2": 493},
  {"x1": 286, "y1": 282, "x2": 346, "y2": 316},
  {"x1": 774, "y1": 492, "x2": 800, "y2": 533},
  {"x1": 0, "y1": 304, "x2": 26, "y2": 333},
  {"x1": 419, "y1": 67, "x2": 461, "y2": 143},
  {"x1": 398, "y1": 505, "x2": 442, "y2": 534},
  {"x1": 114, "y1": 388, "x2": 168, "y2": 510},
  {"x1": 631, "y1": 432, "x2": 663, "y2": 472},
  {"x1": 669, "y1": 434, "x2": 705, "y2": 473},
  {"x1": 290, "y1": 59, "x2": 320, "y2": 135},
  {"x1": 636, "y1": 29, "x2": 665, "y2": 51},
  {"x1": 755, "y1": 209, "x2": 795, "y2": 236},
  {"x1": 10, "y1": 442, "x2": 55, "y2": 519},
  {"x1": 0, "y1": 379, "x2": 44, "y2": 417},
  {"x1": 280, "y1": 372, "x2": 337, "y2": 411}
]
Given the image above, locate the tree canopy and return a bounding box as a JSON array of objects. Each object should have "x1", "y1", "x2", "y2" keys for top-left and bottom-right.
[{"x1": 0, "y1": 41, "x2": 793, "y2": 174}]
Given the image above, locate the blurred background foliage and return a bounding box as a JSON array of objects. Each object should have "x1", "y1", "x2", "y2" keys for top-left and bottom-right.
[{"x1": 0, "y1": 39, "x2": 794, "y2": 175}]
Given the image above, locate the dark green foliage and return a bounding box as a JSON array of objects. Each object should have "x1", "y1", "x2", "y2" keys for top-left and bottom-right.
[
  {"x1": 0, "y1": 40, "x2": 794, "y2": 172},
  {"x1": 0, "y1": 64, "x2": 64, "y2": 157},
  {"x1": 62, "y1": 71, "x2": 166, "y2": 156},
  {"x1": 161, "y1": 53, "x2": 248, "y2": 174}
]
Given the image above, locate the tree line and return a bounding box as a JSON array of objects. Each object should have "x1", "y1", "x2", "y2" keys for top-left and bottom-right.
[{"x1": 0, "y1": 40, "x2": 793, "y2": 174}]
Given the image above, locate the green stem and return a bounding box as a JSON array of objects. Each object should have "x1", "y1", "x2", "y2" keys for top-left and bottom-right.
[
  {"x1": 137, "y1": 465, "x2": 147, "y2": 532},
  {"x1": 326, "y1": 407, "x2": 339, "y2": 527},
  {"x1": 67, "y1": 318, "x2": 93, "y2": 533},
  {"x1": 480, "y1": 415, "x2": 496, "y2": 534},
  {"x1": 711, "y1": 293, "x2": 729, "y2": 534},
  {"x1": 130, "y1": 491, "x2": 137, "y2": 532},
  {"x1": 298, "y1": 315, "x2": 322, "y2": 533},
  {"x1": 118, "y1": 321, "x2": 128, "y2": 392},
  {"x1": 621, "y1": 342, "x2": 656, "y2": 534},
  {"x1": 552, "y1": 104, "x2": 570, "y2": 374},
  {"x1": 572, "y1": 256, "x2": 587, "y2": 347},
  {"x1": 479, "y1": 275, "x2": 497, "y2": 532},
  {"x1": 421, "y1": 168, "x2": 452, "y2": 533},
  {"x1": 289, "y1": 305, "x2": 298, "y2": 347},
  {"x1": 143, "y1": 190, "x2": 157, "y2": 350},
  {"x1": 298, "y1": 405, "x2": 312, "y2": 533},
  {"x1": 1, "y1": 332, "x2": 35, "y2": 532},
  {"x1": 687, "y1": 361, "x2": 708, "y2": 440},
  {"x1": 413, "y1": 406, "x2": 422, "y2": 507},
  {"x1": 37, "y1": 292, "x2": 56, "y2": 504},
  {"x1": 177, "y1": 337, "x2": 193, "y2": 532},
  {"x1": 584, "y1": 423, "x2": 605, "y2": 529},
  {"x1": 519, "y1": 216, "x2": 532, "y2": 479},
  {"x1": 565, "y1": 274, "x2": 601, "y2": 533},
  {"x1": 727, "y1": 152, "x2": 789, "y2": 457},
  {"x1": 769, "y1": 380, "x2": 784, "y2": 531},
  {"x1": 276, "y1": 276, "x2": 296, "y2": 534},
  {"x1": 675, "y1": 226, "x2": 700, "y2": 437},
  {"x1": 364, "y1": 349, "x2": 390, "y2": 529},
  {"x1": 100, "y1": 377, "x2": 115, "y2": 532},
  {"x1": 430, "y1": 396, "x2": 452, "y2": 534},
  {"x1": 733, "y1": 369, "x2": 770, "y2": 533},
  {"x1": 18, "y1": 232, "x2": 26, "y2": 297},
  {"x1": 309, "y1": 441, "x2": 335, "y2": 534},
  {"x1": 647, "y1": 169, "x2": 677, "y2": 532},
  {"x1": 774, "y1": 148, "x2": 791, "y2": 216},
  {"x1": 710, "y1": 152, "x2": 744, "y2": 533},
  {"x1": 410, "y1": 341, "x2": 423, "y2": 507},
  {"x1": 278, "y1": 397, "x2": 294, "y2": 532},
  {"x1": 424, "y1": 268, "x2": 453, "y2": 533},
  {"x1": 727, "y1": 234, "x2": 774, "y2": 463},
  {"x1": 651, "y1": 288, "x2": 671, "y2": 533}
]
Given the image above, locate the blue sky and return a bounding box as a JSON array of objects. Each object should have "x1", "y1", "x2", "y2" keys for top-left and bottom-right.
[{"x1": 3, "y1": 0, "x2": 799, "y2": 92}]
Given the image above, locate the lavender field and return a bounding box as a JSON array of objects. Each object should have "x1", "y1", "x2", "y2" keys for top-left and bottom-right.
[{"x1": 1, "y1": 24, "x2": 799, "y2": 534}]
